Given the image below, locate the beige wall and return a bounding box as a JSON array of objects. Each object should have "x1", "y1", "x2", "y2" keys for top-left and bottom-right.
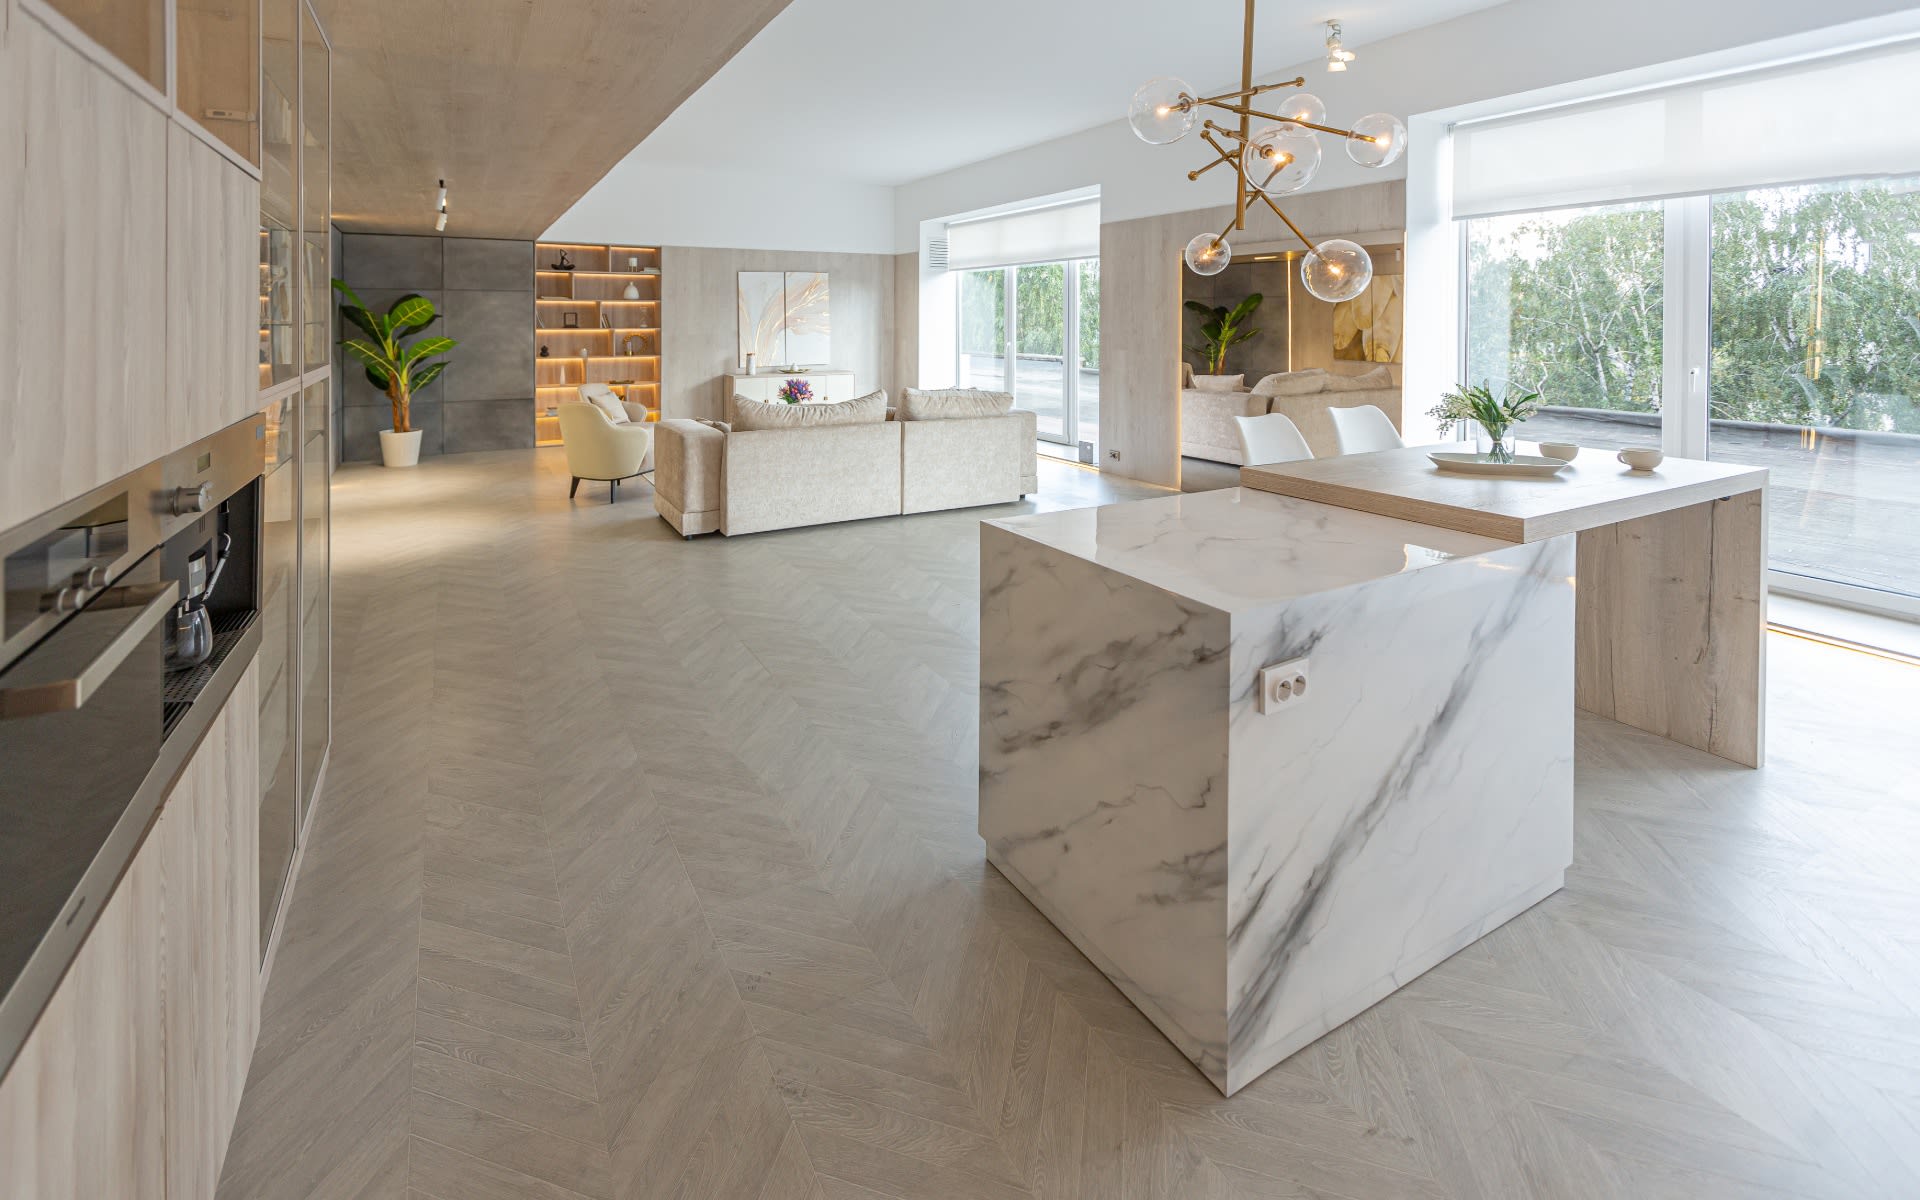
[
  {"x1": 660, "y1": 246, "x2": 896, "y2": 422},
  {"x1": 892, "y1": 251, "x2": 920, "y2": 394},
  {"x1": 1099, "y1": 181, "x2": 1404, "y2": 488}
]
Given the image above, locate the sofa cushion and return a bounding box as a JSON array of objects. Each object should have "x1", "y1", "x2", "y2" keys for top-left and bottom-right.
[
  {"x1": 1191, "y1": 373, "x2": 1245, "y2": 392},
  {"x1": 730, "y1": 388, "x2": 887, "y2": 431},
  {"x1": 1325, "y1": 365, "x2": 1395, "y2": 391},
  {"x1": 1251, "y1": 369, "x2": 1329, "y2": 397},
  {"x1": 898, "y1": 388, "x2": 1014, "y2": 422}
]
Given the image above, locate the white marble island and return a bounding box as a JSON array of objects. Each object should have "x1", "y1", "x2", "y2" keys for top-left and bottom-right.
[{"x1": 979, "y1": 487, "x2": 1576, "y2": 1095}]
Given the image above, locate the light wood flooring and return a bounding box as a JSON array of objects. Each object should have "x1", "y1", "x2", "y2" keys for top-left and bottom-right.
[{"x1": 218, "y1": 449, "x2": 1920, "y2": 1199}]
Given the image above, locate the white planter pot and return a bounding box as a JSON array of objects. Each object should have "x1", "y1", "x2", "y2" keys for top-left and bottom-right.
[{"x1": 378, "y1": 429, "x2": 423, "y2": 467}]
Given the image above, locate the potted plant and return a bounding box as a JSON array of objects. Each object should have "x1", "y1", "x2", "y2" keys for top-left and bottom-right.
[
  {"x1": 1184, "y1": 293, "x2": 1263, "y2": 376},
  {"x1": 1428, "y1": 381, "x2": 1541, "y2": 463},
  {"x1": 333, "y1": 279, "x2": 457, "y2": 467}
]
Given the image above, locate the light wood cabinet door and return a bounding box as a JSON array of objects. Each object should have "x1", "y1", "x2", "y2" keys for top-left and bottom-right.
[
  {"x1": 161, "y1": 663, "x2": 262, "y2": 1200},
  {"x1": 0, "y1": 819, "x2": 167, "y2": 1200},
  {"x1": 166, "y1": 123, "x2": 261, "y2": 449},
  {"x1": 0, "y1": 17, "x2": 168, "y2": 532}
]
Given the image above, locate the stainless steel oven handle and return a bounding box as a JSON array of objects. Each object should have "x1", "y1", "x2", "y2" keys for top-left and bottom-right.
[{"x1": 0, "y1": 581, "x2": 178, "y2": 720}]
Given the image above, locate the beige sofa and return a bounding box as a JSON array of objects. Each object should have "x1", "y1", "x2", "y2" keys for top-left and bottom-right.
[
  {"x1": 1182, "y1": 367, "x2": 1402, "y2": 463},
  {"x1": 652, "y1": 388, "x2": 1038, "y2": 537}
]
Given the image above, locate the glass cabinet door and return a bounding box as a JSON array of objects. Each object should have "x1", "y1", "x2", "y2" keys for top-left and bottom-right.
[
  {"x1": 297, "y1": 381, "x2": 331, "y2": 819},
  {"x1": 260, "y1": 0, "x2": 301, "y2": 390},
  {"x1": 41, "y1": 0, "x2": 165, "y2": 91},
  {"x1": 177, "y1": 0, "x2": 259, "y2": 164},
  {"x1": 258, "y1": 401, "x2": 299, "y2": 955},
  {"x1": 300, "y1": 2, "x2": 331, "y2": 374}
]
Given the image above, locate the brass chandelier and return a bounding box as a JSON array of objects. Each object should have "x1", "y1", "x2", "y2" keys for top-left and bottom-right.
[{"x1": 1128, "y1": 0, "x2": 1405, "y2": 301}]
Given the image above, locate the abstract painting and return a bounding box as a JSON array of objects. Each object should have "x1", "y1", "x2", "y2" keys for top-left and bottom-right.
[
  {"x1": 1333, "y1": 273, "x2": 1404, "y2": 363},
  {"x1": 736, "y1": 271, "x2": 833, "y2": 368},
  {"x1": 782, "y1": 271, "x2": 832, "y2": 365},
  {"x1": 737, "y1": 271, "x2": 787, "y2": 366}
]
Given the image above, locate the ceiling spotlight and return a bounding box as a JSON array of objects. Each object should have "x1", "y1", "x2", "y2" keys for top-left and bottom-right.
[
  {"x1": 435, "y1": 210, "x2": 447, "y2": 232},
  {"x1": 1325, "y1": 21, "x2": 1355, "y2": 72},
  {"x1": 435, "y1": 178, "x2": 448, "y2": 231}
]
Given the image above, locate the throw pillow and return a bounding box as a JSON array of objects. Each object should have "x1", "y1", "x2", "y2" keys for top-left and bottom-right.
[
  {"x1": 584, "y1": 391, "x2": 630, "y2": 424},
  {"x1": 1325, "y1": 366, "x2": 1395, "y2": 392},
  {"x1": 729, "y1": 389, "x2": 888, "y2": 431},
  {"x1": 1250, "y1": 369, "x2": 1329, "y2": 397},
  {"x1": 897, "y1": 388, "x2": 1015, "y2": 422},
  {"x1": 1191, "y1": 374, "x2": 1245, "y2": 392}
]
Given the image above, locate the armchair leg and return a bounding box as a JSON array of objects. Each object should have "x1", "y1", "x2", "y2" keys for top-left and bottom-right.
[
  {"x1": 609, "y1": 479, "x2": 618, "y2": 503},
  {"x1": 569, "y1": 476, "x2": 580, "y2": 499}
]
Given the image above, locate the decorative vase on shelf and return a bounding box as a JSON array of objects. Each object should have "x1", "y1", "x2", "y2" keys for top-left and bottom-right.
[
  {"x1": 744, "y1": 351, "x2": 756, "y2": 375},
  {"x1": 539, "y1": 344, "x2": 549, "y2": 358},
  {"x1": 622, "y1": 281, "x2": 640, "y2": 300}
]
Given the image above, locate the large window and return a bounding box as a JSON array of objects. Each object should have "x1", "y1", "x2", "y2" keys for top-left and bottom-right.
[
  {"x1": 1465, "y1": 178, "x2": 1920, "y2": 611},
  {"x1": 1466, "y1": 202, "x2": 1664, "y2": 451},
  {"x1": 957, "y1": 258, "x2": 1101, "y2": 451}
]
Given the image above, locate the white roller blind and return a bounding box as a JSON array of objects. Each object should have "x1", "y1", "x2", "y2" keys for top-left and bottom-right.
[
  {"x1": 945, "y1": 199, "x2": 1100, "y2": 270},
  {"x1": 1453, "y1": 40, "x2": 1920, "y2": 219}
]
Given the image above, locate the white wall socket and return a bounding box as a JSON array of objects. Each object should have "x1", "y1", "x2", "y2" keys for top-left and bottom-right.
[{"x1": 1256, "y1": 658, "x2": 1310, "y2": 715}]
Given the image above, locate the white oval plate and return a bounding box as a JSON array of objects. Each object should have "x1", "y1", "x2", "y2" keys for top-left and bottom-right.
[{"x1": 1428, "y1": 451, "x2": 1571, "y2": 478}]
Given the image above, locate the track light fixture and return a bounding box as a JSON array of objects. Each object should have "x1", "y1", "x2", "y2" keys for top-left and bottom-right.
[
  {"x1": 1324, "y1": 21, "x2": 1355, "y2": 72},
  {"x1": 434, "y1": 178, "x2": 449, "y2": 231}
]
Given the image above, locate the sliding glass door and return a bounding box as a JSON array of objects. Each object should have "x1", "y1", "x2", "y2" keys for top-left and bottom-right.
[
  {"x1": 958, "y1": 258, "x2": 1100, "y2": 452},
  {"x1": 1465, "y1": 179, "x2": 1920, "y2": 615},
  {"x1": 1706, "y1": 179, "x2": 1920, "y2": 605}
]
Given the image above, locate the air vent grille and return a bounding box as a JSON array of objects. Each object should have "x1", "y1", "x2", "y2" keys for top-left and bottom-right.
[{"x1": 925, "y1": 238, "x2": 949, "y2": 272}]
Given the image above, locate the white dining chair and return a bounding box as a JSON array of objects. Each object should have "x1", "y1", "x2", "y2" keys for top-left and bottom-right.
[
  {"x1": 1233, "y1": 413, "x2": 1314, "y2": 466},
  {"x1": 1327, "y1": 404, "x2": 1405, "y2": 455}
]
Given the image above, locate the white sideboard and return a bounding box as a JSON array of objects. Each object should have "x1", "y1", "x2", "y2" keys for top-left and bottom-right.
[{"x1": 723, "y1": 371, "x2": 858, "y2": 406}]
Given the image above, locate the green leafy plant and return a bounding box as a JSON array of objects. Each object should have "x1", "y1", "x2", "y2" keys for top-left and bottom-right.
[
  {"x1": 1184, "y1": 293, "x2": 1263, "y2": 375},
  {"x1": 1428, "y1": 381, "x2": 1542, "y2": 461},
  {"x1": 333, "y1": 279, "x2": 457, "y2": 434}
]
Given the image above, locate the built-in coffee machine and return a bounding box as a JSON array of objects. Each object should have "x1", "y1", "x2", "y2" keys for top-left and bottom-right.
[{"x1": 0, "y1": 415, "x2": 265, "y2": 1075}]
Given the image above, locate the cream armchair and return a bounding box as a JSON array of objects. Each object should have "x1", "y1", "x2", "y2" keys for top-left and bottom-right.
[{"x1": 557, "y1": 398, "x2": 653, "y2": 502}]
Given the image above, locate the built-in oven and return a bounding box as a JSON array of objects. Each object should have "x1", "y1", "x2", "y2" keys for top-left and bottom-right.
[{"x1": 0, "y1": 415, "x2": 265, "y2": 1078}]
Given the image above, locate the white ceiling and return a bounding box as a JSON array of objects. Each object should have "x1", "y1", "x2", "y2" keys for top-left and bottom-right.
[{"x1": 625, "y1": 0, "x2": 1506, "y2": 186}]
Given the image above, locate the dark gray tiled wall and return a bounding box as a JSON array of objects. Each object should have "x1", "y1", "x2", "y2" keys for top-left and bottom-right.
[{"x1": 336, "y1": 233, "x2": 533, "y2": 462}]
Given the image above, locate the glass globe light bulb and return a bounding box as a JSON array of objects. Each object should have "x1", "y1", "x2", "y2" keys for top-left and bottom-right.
[
  {"x1": 1242, "y1": 125, "x2": 1321, "y2": 196},
  {"x1": 1273, "y1": 92, "x2": 1326, "y2": 131},
  {"x1": 1128, "y1": 76, "x2": 1197, "y2": 145},
  {"x1": 1184, "y1": 232, "x2": 1231, "y2": 276},
  {"x1": 1346, "y1": 112, "x2": 1407, "y2": 168},
  {"x1": 1301, "y1": 239, "x2": 1373, "y2": 302}
]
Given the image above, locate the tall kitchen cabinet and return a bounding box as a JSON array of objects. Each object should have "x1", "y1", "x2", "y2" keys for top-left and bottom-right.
[
  {"x1": 0, "y1": 0, "x2": 297, "y2": 1191},
  {"x1": 256, "y1": 0, "x2": 332, "y2": 965}
]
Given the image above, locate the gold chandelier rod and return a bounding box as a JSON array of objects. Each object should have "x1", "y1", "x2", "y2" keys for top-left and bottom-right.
[
  {"x1": 1232, "y1": 0, "x2": 1255, "y2": 231},
  {"x1": 1190, "y1": 75, "x2": 1305, "y2": 109}
]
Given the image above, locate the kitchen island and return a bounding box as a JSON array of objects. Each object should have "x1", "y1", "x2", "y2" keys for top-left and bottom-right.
[{"x1": 979, "y1": 487, "x2": 1576, "y2": 1095}]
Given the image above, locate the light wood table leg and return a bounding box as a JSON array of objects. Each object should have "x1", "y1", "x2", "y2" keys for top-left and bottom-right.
[{"x1": 1575, "y1": 489, "x2": 1767, "y2": 767}]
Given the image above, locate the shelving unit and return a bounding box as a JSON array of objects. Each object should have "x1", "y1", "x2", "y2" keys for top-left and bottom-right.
[{"x1": 533, "y1": 242, "x2": 662, "y2": 446}]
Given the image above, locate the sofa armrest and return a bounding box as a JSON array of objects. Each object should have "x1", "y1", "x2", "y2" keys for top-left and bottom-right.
[{"x1": 653, "y1": 419, "x2": 723, "y2": 533}]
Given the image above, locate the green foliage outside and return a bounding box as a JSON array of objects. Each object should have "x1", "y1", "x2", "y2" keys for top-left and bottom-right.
[
  {"x1": 1467, "y1": 181, "x2": 1920, "y2": 434},
  {"x1": 958, "y1": 261, "x2": 1100, "y2": 366}
]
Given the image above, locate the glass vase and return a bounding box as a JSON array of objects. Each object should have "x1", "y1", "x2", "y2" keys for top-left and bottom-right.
[{"x1": 1476, "y1": 424, "x2": 1517, "y2": 463}]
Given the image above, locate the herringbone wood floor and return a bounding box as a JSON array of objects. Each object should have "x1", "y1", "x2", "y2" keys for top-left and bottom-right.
[{"x1": 217, "y1": 449, "x2": 1920, "y2": 1200}]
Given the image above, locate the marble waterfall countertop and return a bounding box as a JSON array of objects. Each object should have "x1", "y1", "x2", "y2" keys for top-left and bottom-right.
[
  {"x1": 980, "y1": 486, "x2": 1576, "y2": 1095},
  {"x1": 983, "y1": 486, "x2": 1516, "y2": 613}
]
